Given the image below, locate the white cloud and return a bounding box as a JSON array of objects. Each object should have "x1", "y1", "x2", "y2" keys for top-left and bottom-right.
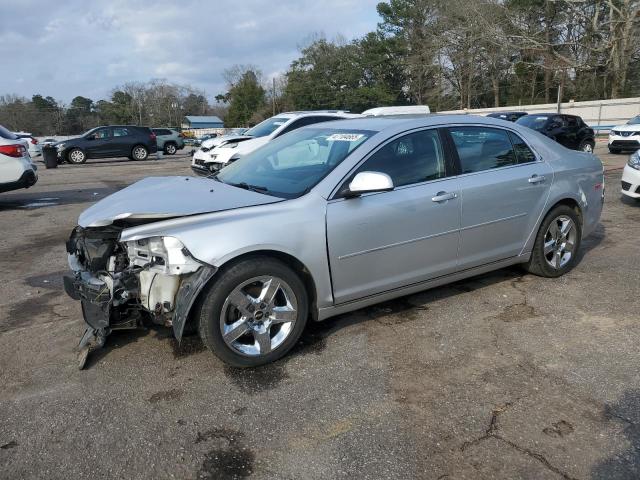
[{"x1": 0, "y1": 0, "x2": 381, "y2": 102}]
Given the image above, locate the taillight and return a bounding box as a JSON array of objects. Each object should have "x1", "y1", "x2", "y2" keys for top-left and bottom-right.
[
  {"x1": 31, "y1": 138, "x2": 38, "y2": 144},
  {"x1": 150, "y1": 132, "x2": 157, "y2": 141},
  {"x1": 0, "y1": 144, "x2": 27, "y2": 157}
]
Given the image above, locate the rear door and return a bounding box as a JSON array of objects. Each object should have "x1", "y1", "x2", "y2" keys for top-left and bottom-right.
[
  {"x1": 326, "y1": 128, "x2": 461, "y2": 304},
  {"x1": 447, "y1": 126, "x2": 552, "y2": 269},
  {"x1": 112, "y1": 127, "x2": 134, "y2": 156}
]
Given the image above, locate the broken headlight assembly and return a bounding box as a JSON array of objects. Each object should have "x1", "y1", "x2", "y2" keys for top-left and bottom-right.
[{"x1": 125, "y1": 236, "x2": 201, "y2": 275}]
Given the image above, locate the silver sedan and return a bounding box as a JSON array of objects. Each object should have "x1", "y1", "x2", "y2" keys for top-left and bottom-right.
[{"x1": 64, "y1": 115, "x2": 604, "y2": 368}]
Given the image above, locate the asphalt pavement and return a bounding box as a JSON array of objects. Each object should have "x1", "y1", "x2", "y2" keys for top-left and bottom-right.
[{"x1": 0, "y1": 146, "x2": 639, "y2": 480}]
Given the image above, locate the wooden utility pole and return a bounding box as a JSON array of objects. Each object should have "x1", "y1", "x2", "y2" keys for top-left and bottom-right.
[{"x1": 272, "y1": 78, "x2": 276, "y2": 116}]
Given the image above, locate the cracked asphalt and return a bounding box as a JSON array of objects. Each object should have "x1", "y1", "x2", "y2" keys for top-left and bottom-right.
[{"x1": 0, "y1": 146, "x2": 639, "y2": 480}]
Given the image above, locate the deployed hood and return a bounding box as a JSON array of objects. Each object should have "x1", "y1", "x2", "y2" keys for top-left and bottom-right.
[
  {"x1": 215, "y1": 136, "x2": 269, "y2": 156},
  {"x1": 78, "y1": 176, "x2": 281, "y2": 227},
  {"x1": 201, "y1": 135, "x2": 251, "y2": 149}
]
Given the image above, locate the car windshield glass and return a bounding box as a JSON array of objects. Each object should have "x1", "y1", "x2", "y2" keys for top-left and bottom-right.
[
  {"x1": 0, "y1": 125, "x2": 18, "y2": 140},
  {"x1": 81, "y1": 127, "x2": 98, "y2": 137},
  {"x1": 216, "y1": 128, "x2": 374, "y2": 199},
  {"x1": 244, "y1": 117, "x2": 289, "y2": 138},
  {"x1": 627, "y1": 116, "x2": 640, "y2": 125},
  {"x1": 516, "y1": 115, "x2": 549, "y2": 131}
]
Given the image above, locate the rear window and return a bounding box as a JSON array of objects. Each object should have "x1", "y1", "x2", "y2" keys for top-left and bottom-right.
[
  {"x1": 516, "y1": 115, "x2": 549, "y2": 131},
  {"x1": 0, "y1": 125, "x2": 18, "y2": 140}
]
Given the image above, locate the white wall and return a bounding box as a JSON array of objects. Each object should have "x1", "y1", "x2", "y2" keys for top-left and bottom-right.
[{"x1": 437, "y1": 97, "x2": 640, "y2": 131}]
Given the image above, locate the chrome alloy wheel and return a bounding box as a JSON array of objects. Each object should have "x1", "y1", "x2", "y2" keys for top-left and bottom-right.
[
  {"x1": 582, "y1": 143, "x2": 593, "y2": 153},
  {"x1": 165, "y1": 144, "x2": 176, "y2": 154},
  {"x1": 133, "y1": 146, "x2": 147, "y2": 159},
  {"x1": 543, "y1": 215, "x2": 577, "y2": 269},
  {"x1": 69, "y1": 149, "x2": 85, "y2": 163},
  {"x1": 220, "y1": 276, "x2": 298, "y2": 356}
]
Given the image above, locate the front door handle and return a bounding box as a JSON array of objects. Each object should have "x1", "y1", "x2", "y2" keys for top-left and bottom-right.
[
  {"x1": 431, "y1": 191, "x2": 457, "y2": 202},
  {"x1": 528, "y1": 175, "x2": 546, "y2": 184}
]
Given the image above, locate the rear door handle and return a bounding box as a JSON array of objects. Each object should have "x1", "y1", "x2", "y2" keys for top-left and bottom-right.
[
  {"x1": 528, "y1": 175, "x2": 546, "y2": 184},
  {"x1": 431, "y1": 191, "x2": 457, "y2": 202}
]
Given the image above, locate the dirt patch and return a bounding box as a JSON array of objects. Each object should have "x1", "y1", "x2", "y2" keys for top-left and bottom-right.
[
  {"x1": 196, "y1": 428, "x2": 254, "y2": 480},
  {"x1": 223, "y1": 363, "x2": 288, "y2": 395},
  {"x1": 148, "y1": 388, "x2": 184, "y2": 404},
  {"x1": 1, "y1": 291, "x2": 59, "y2": 333},
  {"x1": 24, "y1": 271, "x2": 66, "y2": 290},
  {"x1": 489, "y1": 302, "x2": 539, "y2": 323},
  {"x1": 543, "y1": 420, "x2": 575, "y2": 438},
  {"x1": 170, "y1": 335, "x2": 206, "y2": 358}
]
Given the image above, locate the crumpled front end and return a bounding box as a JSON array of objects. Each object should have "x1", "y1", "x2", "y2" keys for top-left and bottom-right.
[{"x1": 63, "y1": 225, "x2": 216, "y2": 367}]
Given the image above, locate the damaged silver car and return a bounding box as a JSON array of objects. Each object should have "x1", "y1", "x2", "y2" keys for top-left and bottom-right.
[{"x1": 65, "y1": 115, "x2": 604, "y2": 368}]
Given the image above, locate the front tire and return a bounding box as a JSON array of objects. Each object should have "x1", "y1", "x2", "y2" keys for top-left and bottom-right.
[
  {"x1": 198, "y1": 257, "x2": 309, "y2": 367},
  {"x1": 164, "y1": 142, "x2": 177, "y2": 155},
  {"x1": 524, "y1": 205, "x2": 582, "y2": 278},
  {"x1": 131, "y1": 145, "x2": 149, "y2": 160},
  {"x1": 67, "y1": 148, "x2": 87, "y2": 164}
]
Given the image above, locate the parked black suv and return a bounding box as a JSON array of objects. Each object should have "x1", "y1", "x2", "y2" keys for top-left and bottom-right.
[
  {"x1": 516, "y1": 113, "x2": 595, "y2": 152},
  {"x1": 56, "y1": 126, "x2": 157, "y2": 164},
  {"x1": 486, "y1": 111, "x2": 528, "y2": 122}
]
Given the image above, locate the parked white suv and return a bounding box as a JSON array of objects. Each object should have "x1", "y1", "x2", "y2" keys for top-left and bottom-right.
[
  {"x1": 0, "y1": 125, "x2": 38, "y2": 193},
  {"x1": 622, "y1": 150, "x2": 640, "y2": 200},
  {"x1": 608, "y1": 115, "x2": 640, "y2": 154},
  {"x1": 191, "y1": 111, "x2": 358, "y2": 175}
]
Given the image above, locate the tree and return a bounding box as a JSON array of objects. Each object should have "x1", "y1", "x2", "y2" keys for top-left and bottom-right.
[{"x1": 219, "y1": 66, "x2": 266, "y2": 127}]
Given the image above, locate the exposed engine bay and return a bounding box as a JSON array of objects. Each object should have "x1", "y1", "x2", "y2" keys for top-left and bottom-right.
[{"x1": 64, "y1": 225, "x2": 215, "y2": 368}]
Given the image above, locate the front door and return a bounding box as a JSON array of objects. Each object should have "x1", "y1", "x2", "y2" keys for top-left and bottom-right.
[
  {"x1": 86, "y1": 127, "x2": 114, "y2": 157},
  {"x1": 447, "y1": 126, "x2": 552, "y2": 269},
  {"x1": 326, "y1": 128, "x2": 461, "y2": 304}
]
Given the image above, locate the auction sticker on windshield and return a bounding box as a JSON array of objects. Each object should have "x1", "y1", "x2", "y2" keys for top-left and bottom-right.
[{"x1": 327, "y1": 133, "x2": 365, "y2": 142}]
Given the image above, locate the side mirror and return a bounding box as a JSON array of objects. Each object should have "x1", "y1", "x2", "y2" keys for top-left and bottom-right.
[{"x1": 346, "y1": 171, "x2": 394, "y2": 197}]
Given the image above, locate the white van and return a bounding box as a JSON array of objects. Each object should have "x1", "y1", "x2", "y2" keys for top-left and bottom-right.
[{"x1": 361, "y1": 105, "x2": 430, "y2": 116}]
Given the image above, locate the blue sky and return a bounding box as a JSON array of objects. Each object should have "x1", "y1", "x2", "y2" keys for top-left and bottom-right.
[{"x1": 0, "y1": 0, "x2": 381, "y2": 104}]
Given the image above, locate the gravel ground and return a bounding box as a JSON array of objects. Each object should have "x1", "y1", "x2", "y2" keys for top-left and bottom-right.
[{"x1": 0, "y1": 146, "x2": 639, "y2": 480}]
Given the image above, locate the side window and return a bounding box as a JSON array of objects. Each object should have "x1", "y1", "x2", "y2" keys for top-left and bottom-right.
[
  {"x1": 94, "y1": 128, "x2": 110, "y2": 139},
  {"x1": 449, "y1": 127, "x2": 517, "y2": 173},
  {"x1": 113, "y1": 127, "x2": 130, "y2": 137},
  {"x1": 508, "y1": 132, "x2": 536, "y2": 164},
  {"x1": 353, "y1": 129, "x2": 446, "y2": 187},
  {"x1": 565, "y1": 116, "x2": 578, "y2": 129}
]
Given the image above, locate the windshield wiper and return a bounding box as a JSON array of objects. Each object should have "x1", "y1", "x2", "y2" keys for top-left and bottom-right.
[{"x1": 229, "y1": 182, "x2": 269, "y2": 194}]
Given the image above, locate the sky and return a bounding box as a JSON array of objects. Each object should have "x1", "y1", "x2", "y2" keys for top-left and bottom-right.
[{"x1": 0, "y1": 0, "x2": 381, "y2": 104}]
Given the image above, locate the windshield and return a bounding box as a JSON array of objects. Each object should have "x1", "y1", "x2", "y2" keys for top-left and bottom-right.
[
  {"x1": 516, "y1": 115, "x2": 549, "y2": 131},
  {"x1": 627, "y1": 116, "x2": 640, "y2": 125},
  {"x1": 81, "y1": 127, "x2": 98, "y2": 137},
  {"x1": 216, "y1": 128, "x2": 374, "y2": 199},
  {"x1": 244, "y1": 117, "x2": 289, "y2": 138}
]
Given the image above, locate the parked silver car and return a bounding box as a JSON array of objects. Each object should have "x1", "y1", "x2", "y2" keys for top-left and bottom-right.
[{"x1": 64, "y1": 115, "x2": 604, "y2": 368}]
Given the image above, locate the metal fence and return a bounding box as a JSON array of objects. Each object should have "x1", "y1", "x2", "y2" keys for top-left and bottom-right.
[{"x1": 438, "y1": 97, "x2": 640, "y2": 132}]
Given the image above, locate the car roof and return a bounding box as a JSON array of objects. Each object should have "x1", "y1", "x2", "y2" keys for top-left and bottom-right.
[{"x1": 308, "y1": 114, "x2": 530, "y2": 133}]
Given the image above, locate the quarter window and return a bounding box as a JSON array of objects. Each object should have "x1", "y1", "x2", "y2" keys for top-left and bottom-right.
[
  {"x1": 508, "y1": 132, "x2": 536, "y2": 164},
  {"x1": 354, "y1": 129, "x2": 446, "y2": 187},
  {"x1": 449, "y1": 127, "x2": 517, "y2": 173}
]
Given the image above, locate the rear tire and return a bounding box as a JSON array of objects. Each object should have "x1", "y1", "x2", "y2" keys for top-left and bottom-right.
[
  {"x1": 198, "y1": 257, "x2": 308, "y2": 367},
  {"x1": 131, "y1": 145, "x2": 149, "y2": 160},
  {"x1": 164, "y1": 142, "x2": 177, "y2": 155},
  {"x1": 524, "y1": 205, "x2": 582, "y2": 278}
]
